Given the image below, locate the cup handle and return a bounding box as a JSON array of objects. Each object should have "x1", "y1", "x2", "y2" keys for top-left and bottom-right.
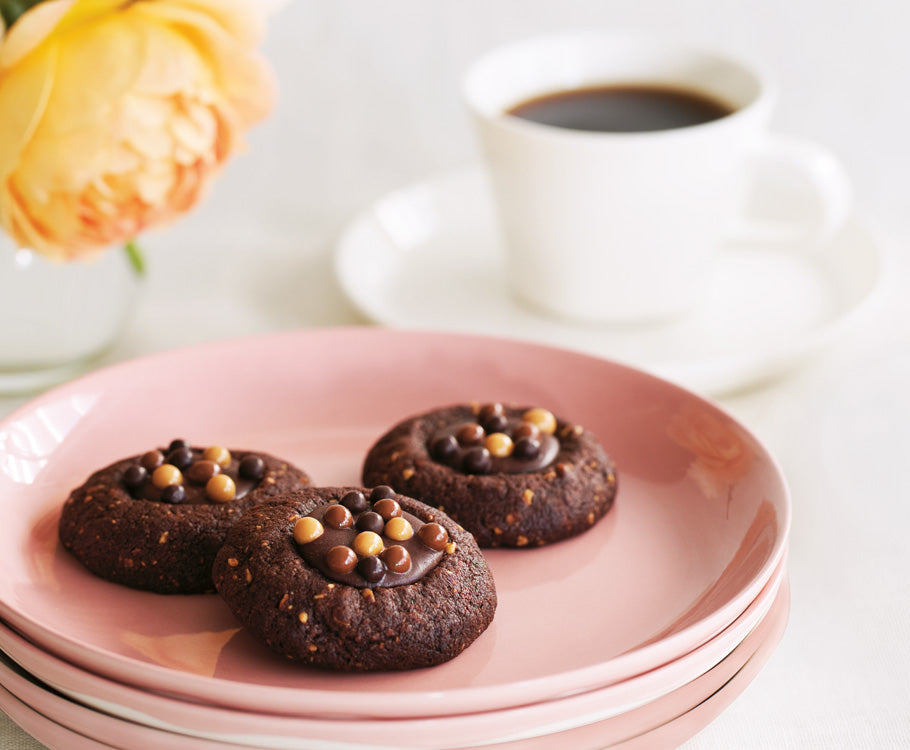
[{"x1": 733, "y1": 133, "x2": 852, "y2": 247}]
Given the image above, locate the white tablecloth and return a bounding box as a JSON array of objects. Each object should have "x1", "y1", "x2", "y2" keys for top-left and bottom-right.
[{"x1": 1, "y1": 1, "x2": 908, "y2": 747}]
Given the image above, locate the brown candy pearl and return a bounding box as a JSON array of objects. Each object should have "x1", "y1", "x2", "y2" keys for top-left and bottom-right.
[
  {"x1": 478, "y1": 402, "x2": 504, "y2": 421},
  {"x1": 141, "y1": 450, "x2": 165, "y2": 472},
  {"x1": 324, "y1": 504, "x2": 354, "y2": 529},
  {"x1": 373, "y1": 498, "x2": 402, "y2": 521},
  {"x1": 381, "y1": 545, "x2": 411, "y2": 573},
  {"x1": 203, "y1": 445, "x2": 232, "y2": 469},
  {"x1": 417, "y1": 522, "x2": 449, "y2": 551},
  {"x1": 152, "y1": 464, "x2": 182, "y2": 489},
  {"x1": 239, "y1": 455, "x2": 265, "y2": 481},
  {"x1": 294, "y1": 516, "x2": 324, "y2": 545},
  {"x1": 512, "y1": 422, "x2": 541, "y2": 441},
  {"x1": 326, "y1": 545, "x2": 357, "y2": 575},
  {"x1": 186, "y1": 459, "x2": 220, "y2": 484},
  {"x1": 356, "y1": 511, "x2": 385, "y2": 534},
  {"x1": 455, "y1": 423, "x2": 485, "y2": 446},
  {"x1": 206, "y1": 474, "x2": 236, "y2": 502}
]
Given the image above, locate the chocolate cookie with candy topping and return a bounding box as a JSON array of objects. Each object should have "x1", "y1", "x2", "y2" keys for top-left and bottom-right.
[
  {"x1": 213, "y1": 485, "x2": 496, "y2": 671},
  {"x1": 58, "y1": 440, "x2": 311, "y2": 594},
  {"x1": 362, "y1": 403, "x2": 617, "y2": 548}
]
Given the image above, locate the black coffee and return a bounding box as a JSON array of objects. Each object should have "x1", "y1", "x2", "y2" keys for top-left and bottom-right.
[{"x1": 507, "y1": 84, "x2": 734, "y2": 133}]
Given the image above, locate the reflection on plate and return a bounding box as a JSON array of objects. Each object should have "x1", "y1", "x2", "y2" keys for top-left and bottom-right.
[
  {"x1": 335, "y1": 165, "x2": 886, "y2": 394},
  {"x1": 0, "y1": 329, "x2": 790, "y2": 718}
]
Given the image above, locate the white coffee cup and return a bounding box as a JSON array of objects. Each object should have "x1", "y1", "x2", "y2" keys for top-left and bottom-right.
[{"x1": 463, "y1": 30, "x2": 852, "y2": 323}]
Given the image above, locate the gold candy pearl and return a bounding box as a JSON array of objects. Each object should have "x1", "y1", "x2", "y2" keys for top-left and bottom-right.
[
  {"x1": 384, "y1": 516, "x2": 414, "y2": 541},
  {"x1": 353, "y1": 530, "x2": 384, "y2": 557},
  {"x1": 484, "y1": 432, "x2": 514, "y2": 457},
  {"x1": 522, "y1": 407, "x2": 557, "y2": 435},
  {"x1": 206, "y1": 474, "x2": 236, "y2": 502},
  {"x1": 203, "y1": 445, "x2": 232, "y2": 469},
  {"x1": 152, "y1": 464, "x2": 182, "y2": 489},
  {"x1": 294, "y1": 516, "x2": 324, "y2": 545}
]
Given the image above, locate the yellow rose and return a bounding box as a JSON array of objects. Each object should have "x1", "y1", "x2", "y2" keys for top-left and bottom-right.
[{"x1": 0, "y1": 0, "x2": 275, "y2": 261}]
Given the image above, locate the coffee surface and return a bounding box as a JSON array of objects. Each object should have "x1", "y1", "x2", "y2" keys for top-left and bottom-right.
[{"x1": 507, "y1": 84, "x2": 734, "y2": 133}]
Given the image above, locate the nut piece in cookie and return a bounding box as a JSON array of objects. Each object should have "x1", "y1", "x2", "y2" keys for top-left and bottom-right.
[
  {"x1": 212, "y1": 486, "x2": 497, "y2": 671},
  {"x1": 362, "y1": 403, "x2": 618, "y2": 548},
  {"x1": 58, "y1": 439, "x2": 312, "y2": 594}
]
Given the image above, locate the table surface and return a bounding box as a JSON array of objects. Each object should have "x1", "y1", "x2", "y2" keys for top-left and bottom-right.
[{"x1": 1, "y1": 1, "x2": 908, "y2": 748}]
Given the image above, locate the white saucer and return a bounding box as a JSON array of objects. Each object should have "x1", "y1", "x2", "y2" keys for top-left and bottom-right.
[{"x1": 335, "y1": 164, "x2": 887, "y2": 394}]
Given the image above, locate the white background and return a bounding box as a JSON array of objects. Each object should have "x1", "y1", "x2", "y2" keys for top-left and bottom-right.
[{"x1": 2, "y1": 0, "x2": 909, "y2": 747}]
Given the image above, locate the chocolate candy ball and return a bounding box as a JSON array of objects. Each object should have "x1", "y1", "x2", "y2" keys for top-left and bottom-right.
[
  {"x1": 369, "y1": 485, "x2": 396, "y2": 502},
  {"x1": 326, "y1": 545, "x2": 357, "y2": 575},
  {"x1": 381, "y1": 545, "x2": 411, "y2": 573},
  {"x1": 482, "y1": 414, "x2": 509, "y2": 434},
  {"x1": 478, "y1": 403, "x2": 504, "y2": 422},
  {"x1": 341, "y1": 490, "x2": 368, "y2": 513},
  {"x1": 141, "y1": 450, "x2": 165, "y2": 471},
  {"x1": 512, "y1": 422, "x2": 540, "y2": 441},
  {"x1": 456, "y1": 423, "x2": 485, "y2": 446},
  {"x1": 417, "y1": 522, "x2": 449, "y2": 551},
  {"x1": 430, "y1": 435, "x2": 458, "y2": 461},
  {"x1": 462, "y1": 447, "x2": 492, "y2": 475},
  {"x1": 356, "y1": 511, "x2": 385, "y2": 534},
  {"x1": 357, "y1": 555, "x2": 384, "y2": 584},
  {"x1": 513, "y1": 437, "x2": 541, "y2": 460},
  {"x1": 161, "y1": 484, "x2": 186, "y2": 504},
  {"x1": 238, "y1": 455, "x2": 266, "y2": 481},
  {"x1": 324, "y1": 504, "x2": 354, "y2": 529},
  {"x1": 122, "y1": 464, "x2": 147, "y2": 489},
  {"x1": 166, "y1": 446, "x2": 194, "y2": 470},
  {"x1": 186, "y1": 459, "x2": 220, "y2": 484},
  {"x1": 168, "y1": 439, "x2": 189, "y2": 452},
  {"x1": 373, "y1": 498, "x2": 402, "y2": 521}
]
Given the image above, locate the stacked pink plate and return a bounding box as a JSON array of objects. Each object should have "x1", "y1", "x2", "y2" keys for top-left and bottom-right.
[{"x1": 0, "y1": 328, "x2": 790, "y2": 749}]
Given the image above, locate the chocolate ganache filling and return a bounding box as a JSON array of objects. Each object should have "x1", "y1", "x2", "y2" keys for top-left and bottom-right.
[
  {"x1": 120, "y1": 439, "x2": 265, "y2": 505},
  {"x1": 294, "y1": 487, "x2": 450, "y2": 589},
  {"x1": 428, "y1": 403, "x2": 560, "y2": 475}
]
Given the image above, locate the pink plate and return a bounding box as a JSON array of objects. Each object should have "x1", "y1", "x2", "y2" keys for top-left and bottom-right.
[
  {"x1": 0, "y1": 328, "x2": 790, "y2": 718},
  {"x1": 0, "y1": 684, "x2": 115, "y2": 750},
  {"x1": 0, "y1": 558, "x2": 785, "y2": 748},
  {"x1": 0, "y1": 579, "x2": 790, "y2": 750}
]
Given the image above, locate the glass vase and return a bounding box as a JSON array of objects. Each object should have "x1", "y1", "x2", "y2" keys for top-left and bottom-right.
[{"x1": 0, "y1": 233, "x2": 140, "y2": 395}]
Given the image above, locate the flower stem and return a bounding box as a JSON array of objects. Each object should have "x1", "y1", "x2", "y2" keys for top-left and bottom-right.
[
  {"x1": 0, "y1": 0, "x2": 43, "y2": 29},
  {"x1": 124, "y1": 239, "x2": 146, "y2": 277}
]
